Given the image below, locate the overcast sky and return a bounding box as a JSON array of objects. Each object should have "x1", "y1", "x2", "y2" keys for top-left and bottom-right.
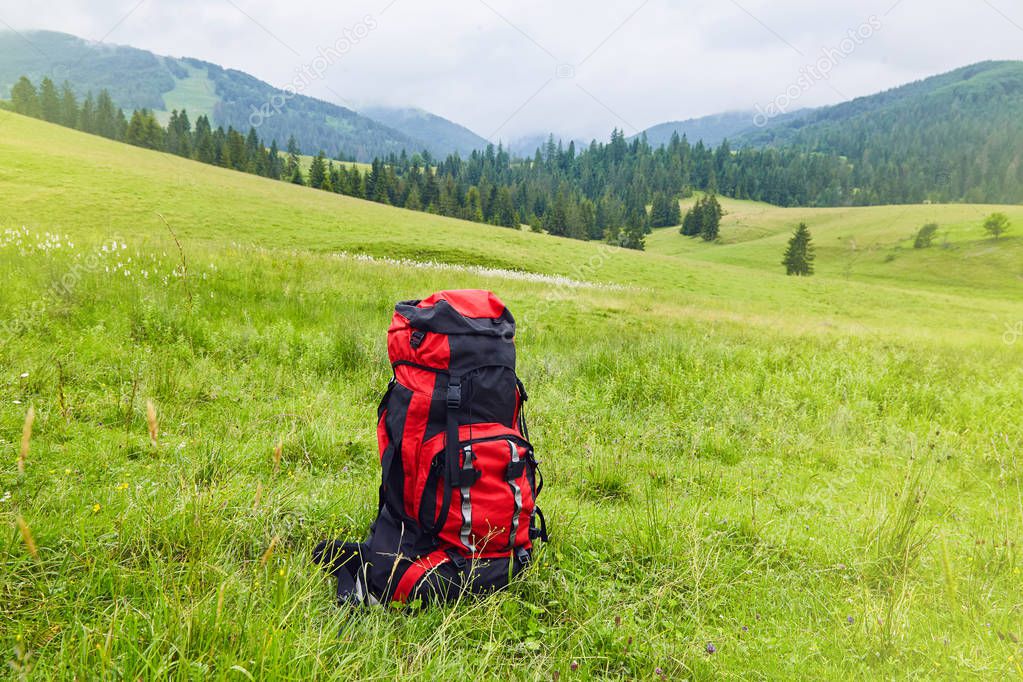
[{"x1": 4, "y1": 0, "x2": 1023, "y2": 142}]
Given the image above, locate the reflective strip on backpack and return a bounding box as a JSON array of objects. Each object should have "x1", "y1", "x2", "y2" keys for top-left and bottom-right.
[
  {"x1": 507, "y1": 439, "x2": 522, "y2": 549},
  {"x1": 459, "y1": 444, "x2": 475, "y2": 553}
]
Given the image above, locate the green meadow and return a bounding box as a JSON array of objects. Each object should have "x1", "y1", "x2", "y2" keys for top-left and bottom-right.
[{"x1": 1, "y1": 112, "x2": 1022, "y2": 679}]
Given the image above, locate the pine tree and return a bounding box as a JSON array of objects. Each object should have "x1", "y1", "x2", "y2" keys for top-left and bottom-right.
[
  {"x1": 404, "y1": 184, "x2": 423, "y2": 211},
  {"x1": 38, "y1": 78, "x2": 60, "y2": 122},
  {"x1": 700, "y1": 194, "x2": 722, "y2": 242},
  {"x1": 464, "y1": 186, "x2": 484, "y2": 222},
  {"x1": 10, "y1": 76, "x2": 40, "y2": 117},
  {"x1": 649, "y1": 192, "x2": 671, "y2": 228},
  {"x1": 782, "y1": 223, "x2": 815, "y2": 276},
  {"x1": 193, "y1": 115, "x2": 215, "y2": 164},
  {"x1": 308, "y1": 151, "x2": 327, "y2": 189},
  {"x1": 681, "y1": 197, "x2": 703, "y2": 236},
  {"x1": 78, "y1": 93, "x2": 95, "y2": 132},
  {"x1": 94, "y1": 90, "x2": 119, "y2": 139},
  {"x1": 59, "y1": 82, "x2": 79, "y2": 128},
  {"x1": 285, "y1": 136, "x2": 301, "y2": 177},
  {"x1": 667, "y1": 195, "x2": 682, "y2": 226},
  {"x1": 492, "y1": 187, "x2": 518, "y2": 227}
]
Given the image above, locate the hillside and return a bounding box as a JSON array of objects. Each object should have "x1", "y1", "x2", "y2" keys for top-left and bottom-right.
[
  {"x1": 0, "y1": 30, "x2": 481, "y2": 161},
  {"x1": 734, "y1": 61, "x2": 1023, "y2": 204},
  {"x1": 361, "y1": 106, "x2": 491, "y2": 158},
  {"x1": 646, "y1": 194, "x2": 1023, "y2": 298},
  {"x1": 2, "y1": 113, "x2": 1022, "y2": 678}
]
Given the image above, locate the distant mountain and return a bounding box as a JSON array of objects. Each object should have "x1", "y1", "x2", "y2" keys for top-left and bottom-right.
[
  {"x1": 0, "y1": 30, "x2": 477, "y2": 161},
  {"x1": 361, "y1": 106, "x2": 489, "y2": 159},
  {"x1": 638, "y1": 111, "x2": 763, "y2": 148},
  {"x1": 730, "y1": 60, "x2": 1023, "y2": 204}
]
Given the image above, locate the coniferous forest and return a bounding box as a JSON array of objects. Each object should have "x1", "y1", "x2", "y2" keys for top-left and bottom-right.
[{"x1": 7, "y1": 69, "x2": 1023, "y2": 251}]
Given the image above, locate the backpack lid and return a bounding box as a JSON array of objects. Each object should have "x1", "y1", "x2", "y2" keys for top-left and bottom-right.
[{"x1": 393, "y1": 290, "x2": 515, "y2": 337}]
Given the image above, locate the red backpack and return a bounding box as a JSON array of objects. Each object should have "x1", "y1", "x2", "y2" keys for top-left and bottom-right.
[{"x1": 314, "y1": 290, "x2": 546, "y2": 605}]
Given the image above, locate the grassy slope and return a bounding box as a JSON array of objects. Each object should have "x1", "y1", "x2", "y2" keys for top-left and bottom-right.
[
  {"x1": 1, "y1": 112, "x2": 1022, "y2": 679},
  {"x1": 154, "y1": 63, "x2": 220, "y2": 125},
  {"x1": 647, "y1": 195, "x2": 1023, "y2": 298}
]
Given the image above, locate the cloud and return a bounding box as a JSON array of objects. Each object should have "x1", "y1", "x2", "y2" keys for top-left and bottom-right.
[{"x1": 3, "y1": 0, "x2": 1022, "y2": 141}]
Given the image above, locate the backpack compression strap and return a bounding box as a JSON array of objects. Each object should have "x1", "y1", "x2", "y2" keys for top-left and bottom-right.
[{"x1": 391, "y1": 549, "x2": 451, "y2": 603}]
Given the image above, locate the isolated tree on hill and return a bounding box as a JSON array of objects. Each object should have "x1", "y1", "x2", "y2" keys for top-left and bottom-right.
[
  {"x1": 983, "y1": 212, "x2": 1010, "y2": 240},
  {"x1": 783, "y1": 223, "x2": 815, "y2": 276},
  {"x1": 10, "y1": 76, "x2": 40, "y2": 117},
  {"x1": 700, "y1": 194, "x2": 722, "y2": 241},
  {"x1": 913, "y1": 223, "x2": 939, "y2": 248}
]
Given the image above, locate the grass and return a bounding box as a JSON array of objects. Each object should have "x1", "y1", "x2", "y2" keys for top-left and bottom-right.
[
  {"x1": 646, "y1": 194, "x2": 1023, "y2": 299},
  {"x1": 154, "y1": 63, "x2": 220, "y2": 126},
  {"x1": 1, "y1": 112, "x2": 1022, "y2": 679}
]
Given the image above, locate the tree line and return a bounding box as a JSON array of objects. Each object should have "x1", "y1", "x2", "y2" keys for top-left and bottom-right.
[{"x1": 10, "y1": 73, "x2": 1015, "y2": 253}]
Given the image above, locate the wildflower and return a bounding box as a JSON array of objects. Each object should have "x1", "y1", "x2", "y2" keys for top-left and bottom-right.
[
  {"x1": 847, "y1": 616, "x2": 854, "y2": 624},
  {"x1": 741, "y1": 625, "x2": 749, "y2": 632},
  {"x1": 706, "y1": 642, "x2": 716, "y2": 654},
  {"x1": 64, "y1": 468, "x2": 71, "y2": 475},
  {"x1": 92, "y1": 503, "x2": 101, "y2": 513},
  {"x1": 278, "y1": 568, "x2": 285, "y2": 577},
  {"x1": 570, "y1": 661, "x2": 579, "y2": 671},
  {"x1": 19, "y1": 372, "x2": 28, "y2": 378},
  {"x1": 116, "y1": 482, "x2": 129, "y2": 491}
]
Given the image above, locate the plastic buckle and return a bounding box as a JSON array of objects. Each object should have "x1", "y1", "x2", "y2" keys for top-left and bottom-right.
[
  {"x1": 515, "y1": 547, "x2": 531, "y2": 566},
  {"x1": 445, "y1": 549, "x2": 468, "y2": 571},
  {"x1": 506, "y1": 460, "x2": 527, "y2": 480},
  {"x1": 410, "y1": 330, "x2": 426, "y2": 349},
  {"x1": 456, "y1": 467, "x2": 481, "y2": 487},
  {"x1": 446, "y1": 380, "x2": 461, "y2": 409}
]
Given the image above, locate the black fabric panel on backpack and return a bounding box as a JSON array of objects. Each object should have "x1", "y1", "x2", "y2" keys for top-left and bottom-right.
[
  {"x1": 381, "y1": 383, "x2": 414, "y2": 522},
  {"x1": 446, "y1": 331, "x2": 516, "y2": 377},
  {"x1": 409, "y1": 552, "x2": 532, "y2": 603},
  {"x1": 365, "y1": 505, "x2": 422, "y2": 601},
  {"x1": 422, "y1": 367, "x2": 518, "y2": 442}
]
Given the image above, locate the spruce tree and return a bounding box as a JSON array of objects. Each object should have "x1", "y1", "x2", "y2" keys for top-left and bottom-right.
[
  {"x1": 782, "y1": 223, "x2": 815, "y2": 276},
  {"x1": 308, "y1": 151, "x2": 327, "y2": 189},
  {"x1": 681, "y1": 197, "x2": 703, "y2": 236},
  {"x1": 285, "y1": 136, "x2": 301, "y2": 177},
  {"x1": 38, "y1": 78, "x2": 60, "y2": 122},
  {"x1": 10, "y1": 76, "x2": 40, "y2": 117},
  {"x1": 700, "y1": 194, "x2": 722, "y2": 242},
  {"x1": 404, "y1": 184, "x2": 423, "y2": 211},
  {"x1": 59, "y1": 82, "x2": 79, "y2": 128}
]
